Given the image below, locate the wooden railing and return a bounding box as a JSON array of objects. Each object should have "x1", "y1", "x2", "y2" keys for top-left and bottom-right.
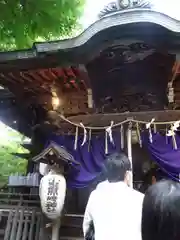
[{"x1": 0, "y1": 191, "x2": 83, "y2": 240}]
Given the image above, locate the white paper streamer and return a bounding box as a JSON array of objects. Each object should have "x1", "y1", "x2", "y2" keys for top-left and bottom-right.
[
  {"x1": 88, "y1": 129, "x2": 92, "y2": 152},
  {"x1": 120, "y1": 124, "x2": 124, "y2": 149},
  {"x1": 154, "y1": 124, "x2": 157, "y2": 133},
  {"x1": 127, "y1": 122, "x2": 133, "y2": 188},
  {"x1": 106, "y1": 121, "x2": 114, "y2": 144},
  {"x1": 166, "y1": 121, "x2": 180, "y2": 137},
  {"x1": 105, "y1": 131, "x2": 108, "y2": 154},
  {"x1": 172, "y1": 134, "x2": 177, "y2": 150},
  {"x1": 74, "y1": 126, "x2": 78, "y2": 150},
  {"x1": 146, "y1": 118, "x2": 155, "y2": 129},
  {"x1": 146, "y1": 118, "x2": 155, "y2": 143},
  {"x1": 166, "y1": 125, "x2": 168, "y2": 144},
  {"x1": 80, "y1": 122, "x2": 87, "y2": 146},
  {"x1": 166, "y1": 121, "x2": 180, "y2": 149},
  {"x1": 136, "y1": 122, "x2": 142, "y2": 148}
]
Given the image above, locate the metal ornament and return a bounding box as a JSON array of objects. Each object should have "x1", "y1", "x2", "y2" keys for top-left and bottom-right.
[{"x1": 117, "y1": 0, "x2": 131, "y2": 9}]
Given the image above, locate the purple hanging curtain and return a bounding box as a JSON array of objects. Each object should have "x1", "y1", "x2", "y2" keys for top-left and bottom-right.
[
  {"x1": 47, "y1": 132, "x2": 121, "y2": 188},
  {"x1": 142, "y1": 132, "x2": 180, "y2": 181}
]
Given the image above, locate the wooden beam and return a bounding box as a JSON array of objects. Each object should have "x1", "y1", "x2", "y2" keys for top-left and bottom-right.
[
  {"x1": 64, "y1": 110, "x2": 180, "y2": 127},
  {"x1": 45, "y1": 110, "x2": 180, "y2": 135}
]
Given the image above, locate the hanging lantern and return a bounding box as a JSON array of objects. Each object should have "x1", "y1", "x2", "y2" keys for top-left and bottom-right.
[
  {"x1": 131, "y1": 130, "x2": 138, "y2": 144},
  {"x1": 39, "y1": 172, "x2": 66, "y2": 220},
  {"x1": 87, "y1": 88, "x2": 93, "y2": 108},
  {"x1": 52, "y1": 96, "x2": 60, "y2": 109},
  {"x1": 167, "y1": 82, "x2": 174, "y2": 103}
]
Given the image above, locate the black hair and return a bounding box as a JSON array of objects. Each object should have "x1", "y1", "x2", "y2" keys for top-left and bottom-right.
[
  {"x1": 104, "y1": 152, "x2": 131, "y2": 182},
  {"x1": 85, "y1": 221, "x2": 95, "y2": 240},
  {"x1": 142, "y1": 180, "x2": 180, "y2": 240},
  {"x1": 143, "y1": 167, "x2": 165, "y2": 187}
]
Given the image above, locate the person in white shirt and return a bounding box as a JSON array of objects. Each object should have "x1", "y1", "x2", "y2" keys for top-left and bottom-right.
[{"x1": 83, "y1": 152, "x2": 144, "y2": 240}]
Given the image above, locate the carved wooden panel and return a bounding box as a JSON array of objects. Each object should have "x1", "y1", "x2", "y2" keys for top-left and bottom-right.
[
  {"x1": 60, "y1": 91, "x2": 89, "y2": 116},
  {"x1": 173, "y1": 75, "x2": 180, "y2": 108},
  {"x1": 87, "y1": 45, "x2": 175, "y2": 113}
]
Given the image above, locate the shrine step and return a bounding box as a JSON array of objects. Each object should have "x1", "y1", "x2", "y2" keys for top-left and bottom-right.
[
  {"x1": 60, "y1": 214, "x2": 84, "y2": 239},
  {"x1": 61, "y1": 214, "x2": 83, "y2": 227},
  {"x1": 60, "y1": 226, "x2": 83, "y2": 238},
  {"x1": 60, "y1": 238, "x2": 83, "y2": 240}
]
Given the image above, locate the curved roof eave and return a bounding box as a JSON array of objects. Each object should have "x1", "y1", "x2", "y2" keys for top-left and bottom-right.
[
  {"x1": 35, "y1": 8, "x2": 180, "y2": 53},
  {"x1": 0, "y1": 8, "x2": 180, "y2": 69}
]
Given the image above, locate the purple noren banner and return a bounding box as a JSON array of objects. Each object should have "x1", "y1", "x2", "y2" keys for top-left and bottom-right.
[
  {"x1": 141, "y1": 132, "x2": 180, "y2": 182},
  {"x1": 47, "y1": 132, "x2": 121, "y2": 188}
]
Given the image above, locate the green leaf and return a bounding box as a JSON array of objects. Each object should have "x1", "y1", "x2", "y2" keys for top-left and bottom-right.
[
  {"x1": 0, "y1": 122, "x2": 29, "y2": 187},
  {"x1": 0, "y1": 0, "x2": 85, "y2": 50}
]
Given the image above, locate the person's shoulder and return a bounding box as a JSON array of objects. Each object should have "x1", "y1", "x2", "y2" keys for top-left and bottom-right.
[
  {"x1": 88, "y1": 181, "x2": 107, "y2": 200},
  {"x1": 96, "y1": 180, "x2": 108, "y2": 190},
  {"x1": 88, "y1": 189, "x2": 97, "y2": 203},
  {"x1": 130, "y1": 188, "x2": 144, "y2": 201}
]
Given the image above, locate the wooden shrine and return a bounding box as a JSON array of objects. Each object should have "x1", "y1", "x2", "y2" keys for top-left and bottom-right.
[{"x1": 1, "y1": 4, "x2": 180, "y2": 239}]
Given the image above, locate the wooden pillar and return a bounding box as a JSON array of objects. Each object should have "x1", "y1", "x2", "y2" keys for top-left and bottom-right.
[
  {"x1": 127, "y1": 122, "x2": 133, "y2": 188},
  {"x1": 78, "y1": 64, "x2": 94, "y2": 109},
  {"x1": 52, "y1": 219, "x2": 61, "y2": 240}
]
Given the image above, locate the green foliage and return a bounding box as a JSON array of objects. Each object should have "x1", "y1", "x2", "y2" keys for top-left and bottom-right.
[
  {"x1": 0, "y1": 123, "x2": 28, "y2": 187},
  {"x1": 0, "y1": 0, "x2": 85, "y2": 50}
]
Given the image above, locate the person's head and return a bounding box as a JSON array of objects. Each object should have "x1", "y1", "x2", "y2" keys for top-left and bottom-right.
[
  {"x1": 145, "y1": 167, "x2": 165, "y2": 186},
  {"x1": 142, "y1": 180, "x2": 180, "y2": 240},
  {"x1": 104, "y1": 152, "x2": 131, "y2": 185}
]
